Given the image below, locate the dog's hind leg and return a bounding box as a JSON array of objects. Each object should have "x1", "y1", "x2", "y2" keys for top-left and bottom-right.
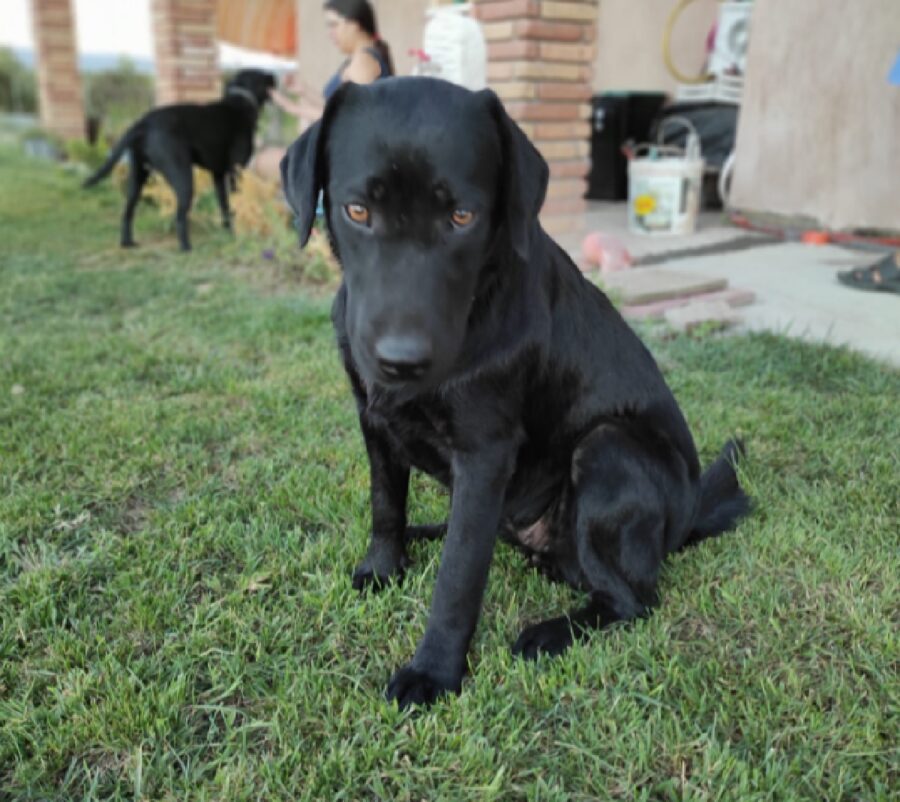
[
  {"x1": 513, "y1": 592, "x2": 640, "y2": 659},
  {"x1": 120, "y1": 153, "x2": 149, "y2": 248},
  {"x1": 155, "y1": 152, "x2": 194, "y2": 252},
  {"x1": 213, "y1": 172, "x2": 232, "y2": 232},
  {"x1": 513, "y1": 425, "x2": 671, "y2": 660},
  {"x1": 172, "y1": 172, "x2": 194, "y2": 252}
]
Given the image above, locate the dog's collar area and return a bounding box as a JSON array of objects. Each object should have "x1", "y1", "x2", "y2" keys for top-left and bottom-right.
[{"x1": 226, "y1": 86, "x2": 258, "y2": 110}]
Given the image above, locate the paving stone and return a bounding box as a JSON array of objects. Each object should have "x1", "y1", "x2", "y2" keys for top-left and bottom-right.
[
  {"x1": 600, "y1": 268, "x2": 728, "y2": 305},
  {"x1": 663, "y1": 300, "x2": 743, "y2": 333},
  {"x1": 622, "y1": 288, "x2": 757, "y2": 320}
]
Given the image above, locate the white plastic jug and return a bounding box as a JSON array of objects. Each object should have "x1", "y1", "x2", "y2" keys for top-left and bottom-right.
[{"x1": 422, "y1": 4, "x2": 486, "y2": 90}]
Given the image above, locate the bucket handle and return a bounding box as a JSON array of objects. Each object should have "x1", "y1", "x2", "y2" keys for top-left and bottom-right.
[
  {"x1": 629, "y1": 143, "x2": 689, "y2": 161},
  {"x1": 657, "y1": 115, "x2": 702, "y2": 160}
]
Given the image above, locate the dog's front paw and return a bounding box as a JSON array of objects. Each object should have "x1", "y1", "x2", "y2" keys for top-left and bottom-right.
[
  {"x1": 512, "y1": 617, "x2": 574, "y2": 660},
  {"x1": 351, "y1": 539, "x2": 409, "y2": 591},
  {"x1": 386, "y1": 665, "x2": 462, "y2": 710}
]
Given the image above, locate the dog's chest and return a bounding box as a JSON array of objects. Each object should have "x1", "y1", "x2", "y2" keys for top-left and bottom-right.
[{"x1": 366, "y1": 395, "x2": 454, "y2": 483}]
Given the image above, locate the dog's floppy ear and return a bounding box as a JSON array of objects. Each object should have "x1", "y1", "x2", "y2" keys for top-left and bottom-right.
[
  {"x1": 477, "y1": 88, "x2": 549, "y2": 261},
  {"x1": 280, "y1": 122, "x2": 322, "y2": 248},
  {"x1": 280, "y1": 83, "x2": 354, "y2": 247}
]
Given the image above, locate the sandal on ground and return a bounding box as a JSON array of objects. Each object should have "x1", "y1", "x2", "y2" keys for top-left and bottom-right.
[{"x1": 837, "y1": 252, "x2": 900, "y2": 294}]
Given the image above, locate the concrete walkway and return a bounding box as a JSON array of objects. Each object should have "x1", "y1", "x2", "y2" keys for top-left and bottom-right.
[
  {"x1": 565, "y1": 203, "x2": 900, "y2": 368},
  {"x1": 644, "y1": 242, "x2": 900, "y2": 366}
]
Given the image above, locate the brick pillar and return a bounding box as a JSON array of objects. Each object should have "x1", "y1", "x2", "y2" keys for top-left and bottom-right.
[
  {"x1": 472, "y1": 0, "x2": 597, "y2": 238},
  {"x1": 152, "y1": 0, "x2": 219, "y2": 105},
  {"x1": 31, "y1": 0, "x2": 85, "y2": 140}
]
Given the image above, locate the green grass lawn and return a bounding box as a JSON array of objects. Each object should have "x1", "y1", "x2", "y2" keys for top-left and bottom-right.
[{"x1": 1, "y1": 147, "x2": 897, "y2": 801}]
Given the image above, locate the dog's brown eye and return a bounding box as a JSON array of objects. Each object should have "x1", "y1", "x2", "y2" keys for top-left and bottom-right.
[
  {"x1": 346, "y1": 203, "x2": 370, "y2": 225},
  {"x1": 451, "y1": 209, "x2": 475, "y2": 227}
]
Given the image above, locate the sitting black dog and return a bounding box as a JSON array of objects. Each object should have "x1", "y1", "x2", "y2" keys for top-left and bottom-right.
[
  {"x1": 83, "y1": 69, "x2": 275, "y2": 251},
  {"x1": 280, "y1": 77, "x2": 750, "y2": 709}
]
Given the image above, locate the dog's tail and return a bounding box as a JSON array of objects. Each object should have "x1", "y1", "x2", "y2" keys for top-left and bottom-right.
[
  {"x1": 82, "y1": 121, "x2": 144, "y2": 188},
  {"x1": 681, "y1": 438, "x2": 751, "y2": 549}
]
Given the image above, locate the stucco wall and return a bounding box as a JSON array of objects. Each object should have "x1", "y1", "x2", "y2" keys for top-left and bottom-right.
[
  {"x1": 593, "y1": 0, "x2": 718, "y2": 94},
  {"x1": 298, "y1": 1, "x2": 719, "y2": 99},
  {"x1": 730, "y1": 0, "x2": 900, "y2": 231}
]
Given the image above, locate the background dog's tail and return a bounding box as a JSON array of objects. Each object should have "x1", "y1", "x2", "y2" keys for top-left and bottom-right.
[
  {"x1": 82, "y1": 122, "x2": 144, "y2": 188},
  {"x1": 681, "y1": 438, "x2": 751, "y2": 549}
]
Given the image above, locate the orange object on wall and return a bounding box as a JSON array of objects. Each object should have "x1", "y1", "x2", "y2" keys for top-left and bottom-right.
[{"x1": 216, "y1": 0, "x2": 297, "y2": 56}]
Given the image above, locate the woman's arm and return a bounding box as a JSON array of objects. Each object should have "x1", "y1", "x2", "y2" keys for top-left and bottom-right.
[
  {"x1": 269, "y1": 88, "x2": 325, "y2": 126},
  {"x1": 298, "y1": 75, "x2": 324, "y2": 99},
  {"x1": 269, "y1": 88, "x2": 304, "y2": 117}
]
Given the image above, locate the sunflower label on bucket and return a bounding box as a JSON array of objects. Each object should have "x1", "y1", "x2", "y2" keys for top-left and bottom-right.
[
  {"x1": 628, "y1": 170, "x2": 700, "y2": 236},
  {"x1": 628, "y1": 123, "x2": 704, "y2": 236},
  {"x1": 634, "y1": 194, "x2": 657, "y2": 216}
]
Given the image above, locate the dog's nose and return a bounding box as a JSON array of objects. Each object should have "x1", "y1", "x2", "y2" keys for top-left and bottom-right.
[{"x1": 375, "y1": 335, "x2": 432, "y2": 382}]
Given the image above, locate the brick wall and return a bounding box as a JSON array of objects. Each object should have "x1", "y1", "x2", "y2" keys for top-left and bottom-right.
[
  {"x1": 473, "y1": 0, "x2": 598, "y2": 237},
  {"x1": 31, "y1": 0, "x2": 85, "y2": 140},
  {"x1": 152, "y1": 0, "x2": 219, "y2": 104}
]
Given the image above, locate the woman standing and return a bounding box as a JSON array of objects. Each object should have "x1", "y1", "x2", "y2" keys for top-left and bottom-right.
[
  {"x1": 270, "y1": 0, "x2": 394, "y2": 128},
  {"x1": 251, "y1": 0, "x2": 394, "y2": 181}
]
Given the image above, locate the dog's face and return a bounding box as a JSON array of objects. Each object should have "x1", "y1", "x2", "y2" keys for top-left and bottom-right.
[
  {"x1": 230, "y1": 69, "x2": 276, "y2": 106},
  {"x1": 281, "y1": 78, "x2": 548, "y2": 391}
]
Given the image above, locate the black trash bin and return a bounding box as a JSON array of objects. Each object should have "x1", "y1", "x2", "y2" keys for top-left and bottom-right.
[{"x1": 586, "y1": 91, "x2": 668, "y2": 201}]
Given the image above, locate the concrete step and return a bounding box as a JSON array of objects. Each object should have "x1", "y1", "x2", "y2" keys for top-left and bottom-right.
[
  {"x1": 599, "y1": 267, "x2": 728, "y2": 305},
  {"x1": 623, "y1": 287, "x2": 757, "y2": 320}
]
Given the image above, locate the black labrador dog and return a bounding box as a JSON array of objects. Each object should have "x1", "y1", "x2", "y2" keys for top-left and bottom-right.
[
  {"x1": 83, "y1": 69, "x2": 275, "y2": 251},
  {"x1": 281, "y1": 77, "x2": 750, "y2": 709}
]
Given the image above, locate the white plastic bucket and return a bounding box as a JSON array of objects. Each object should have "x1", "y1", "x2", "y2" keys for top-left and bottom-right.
[{"x1": 627, "y1": 118, "x2": 704, "y2": 236}]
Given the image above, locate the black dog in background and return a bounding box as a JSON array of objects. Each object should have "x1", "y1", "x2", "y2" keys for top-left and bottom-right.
[
  {"x1": 83, "y1": 69, "x2": 275, "y2": 251},
  {"x1": 281, "y1": 78, "x2": 751, "y2": 709}
]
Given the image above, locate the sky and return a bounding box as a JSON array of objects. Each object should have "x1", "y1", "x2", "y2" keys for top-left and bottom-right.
[{"x1": 2, "y1": 0, "x2": 295, "y2": 68}]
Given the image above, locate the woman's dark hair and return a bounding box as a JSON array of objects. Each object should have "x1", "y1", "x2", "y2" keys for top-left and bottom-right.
[{"x1": 324, "y1": 0, "x2": 395, "y2": 76}]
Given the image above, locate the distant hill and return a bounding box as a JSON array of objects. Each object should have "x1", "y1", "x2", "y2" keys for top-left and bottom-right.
[
  {"x1": 12, "y1": 47, "x2": 155, "y2": 74},
  {"x1": 10, "y1": 46, "x2": 294, "y2": 74}
]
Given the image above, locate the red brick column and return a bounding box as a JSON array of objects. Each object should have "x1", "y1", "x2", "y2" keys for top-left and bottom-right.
[
  {"x1": 31, "y1": 0, "x2": 85, "y2": 140},
  {"x1": 152, "y1": 0, "x2": 219, "y2": 105},
  {"x1": 472, "y1": 0, "x2": 597, "y2": 238}
]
